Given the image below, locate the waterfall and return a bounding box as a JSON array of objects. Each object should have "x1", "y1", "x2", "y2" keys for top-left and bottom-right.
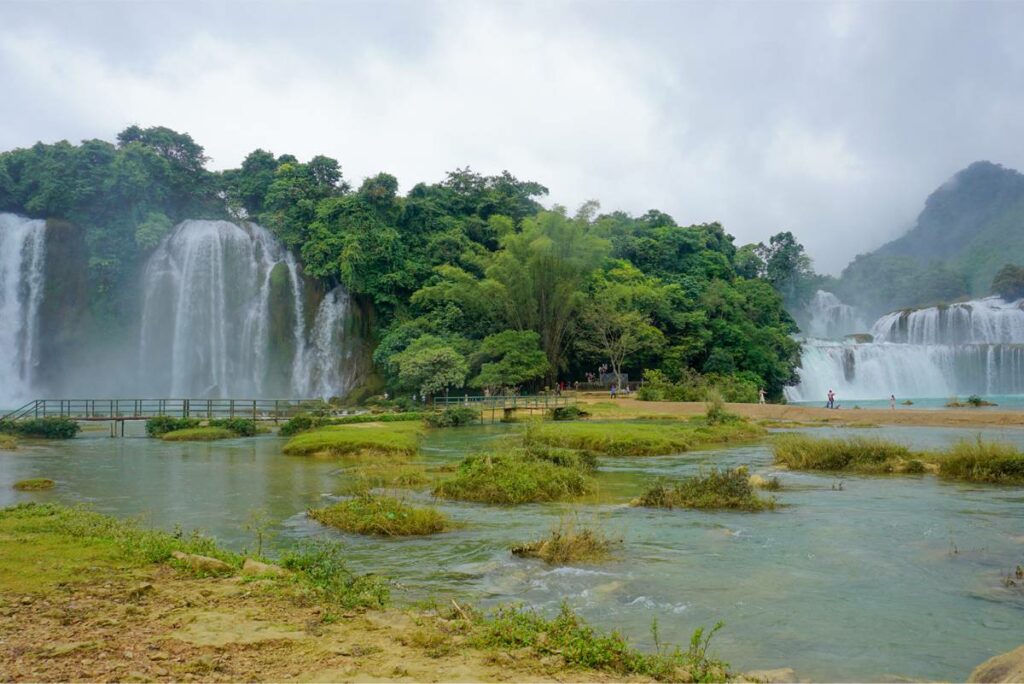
[
  {"x1": 0, "y1": 213, "x2": 47, "y2": 406},
  {"x1": 139, "y1": 220, "x2": 358, "y2": 398},
  {"x1": 787, "y1": 295, "x2": 1024, "y2": 402},
  {"x1": 805, "y1": 290, "x2": 866, "y2": 339}
]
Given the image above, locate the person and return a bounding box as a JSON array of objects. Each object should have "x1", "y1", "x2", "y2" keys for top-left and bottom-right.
[
  {"x1": 758, "y1": 388, "x2": 766, "y2": 405},
  {"x1": 889, "y1": 394, "x2": 896, "y2": 410},
  {"x1": 610, "y1": 384, "x2": 617, "y2": 399},
  {"x1": 827, "y1": 389, "x2": 835, "y2": 409}
]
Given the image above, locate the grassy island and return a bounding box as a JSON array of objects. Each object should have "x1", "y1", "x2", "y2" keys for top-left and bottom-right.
[
  {"x1": 282, "y1": 422, "x2": 423, "y2": 458},
  {"x1": 308, "y1": 494, "x2": 453, "y2": 536}
]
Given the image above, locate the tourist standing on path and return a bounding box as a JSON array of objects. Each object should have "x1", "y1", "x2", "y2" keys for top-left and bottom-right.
[
  {"x1": 758, "y1": 388, "x2": 766, "y2": 405},
  {"x1": 890, "y1": 394, "x2": 896, "y2": 410},
  {"x1": 827, "y1": 389, "x2": 835, "y2": 409},
  {"x1": 610, "y1": 384, "x2": 617, "y2": 399}
]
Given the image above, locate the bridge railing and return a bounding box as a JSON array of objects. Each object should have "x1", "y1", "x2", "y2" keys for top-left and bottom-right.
[
  {"x1": 1, "y1": 399, "x2": 327, "y2": 422},
  {"x1": 431, "y1": 394, "x2": 577, "y2": 411}
]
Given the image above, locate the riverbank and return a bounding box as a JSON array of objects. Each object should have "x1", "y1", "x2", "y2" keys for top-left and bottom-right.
[{"x1": 577, "y1": 396, "x2": 1024, "y2": 429}]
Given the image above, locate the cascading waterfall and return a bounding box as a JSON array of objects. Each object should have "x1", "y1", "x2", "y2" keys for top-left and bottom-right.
[
  {"x1": 787, "y1": 292, "x2": 1024, "y2": 401},
  {"x1": 0, "y1": 213, "x2": 47, "y2": 406},
  {"x1": 139, "y1": 220, "x2": 358, "y2": 398},
  {"x1": 805, "y1": 290, "x2": 866, "y2": 339}
]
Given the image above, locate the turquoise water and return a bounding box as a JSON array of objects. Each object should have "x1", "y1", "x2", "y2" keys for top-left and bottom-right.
[
  {"x1": 790, "y1": 394, "x2": 1024, "y2": 410},
  {"x1": 2, "y1": 423, "x2": 1023, "y2": 681}
]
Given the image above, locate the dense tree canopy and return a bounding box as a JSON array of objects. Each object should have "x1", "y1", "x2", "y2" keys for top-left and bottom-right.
[{"x1": 0, "y1": 126, "x2": 803, "y2": 399}]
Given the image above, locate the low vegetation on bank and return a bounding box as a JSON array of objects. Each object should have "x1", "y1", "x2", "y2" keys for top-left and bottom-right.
[
  {"x1": 511, "y1": 517, "x2": 620, "y2": 564},
  {"x1": 938, "y1": 438, "x2": 1024, "y2": 483},
  {"x1": 434, "y1": 449, "x2": 593, "y2": 504},
  {"x1": 424, "y1": 406, "x2": 480, "y2": 427},
  {"x1": 527, "y1": 418, "x2": 763, "y2": 457},
  {"x1": 0, "y1": 417, "x2": 80, "y2": 440},
  {"x1": 0, "y1": 433, "x2": 16, "y2": 449},
  {"x1": 161, "y1": 426, "x2": 237, "y2": 441},
  {"x1": 336, "y1": 461, "x2": 433, "y2": 494},
  {"x1": 148, "y1": 417, "x2": 257, "y2": 440},
  {"x1": 945, "y1": 395, "x2": 998, "y2": 408},
  {"x1": 279, "y1": 411, "x2": 427, "y2": 436},
  {"x1": 12, "y1": 478, "x2": 55, "y2": 491},
  {"x1": 308, "y1": 494, "x2": 453, "y2": 536},
  {"x1": 282, "y1": 422, "x2": 422, "y2": 457},
  {"x1": 635, "y1": 468, "x2": 777, "y2": 511}
]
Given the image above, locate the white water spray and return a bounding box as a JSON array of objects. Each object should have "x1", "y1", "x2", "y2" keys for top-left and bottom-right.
[{"x1": 0, "y1": 213, "x2": 47, "y2": 406}]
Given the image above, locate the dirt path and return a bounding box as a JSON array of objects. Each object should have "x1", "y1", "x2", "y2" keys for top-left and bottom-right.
[{"x1": 577, "y1": 395, "x2": 1024, "y2": 429}]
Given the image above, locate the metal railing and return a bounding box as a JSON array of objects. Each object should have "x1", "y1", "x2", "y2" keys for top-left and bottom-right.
[
  {"x1": 1, "y1": 398, "x2": 326, "y2": 422},
  {"x1": 431, "y1": 394, "x2": 577, "y2": 410}
]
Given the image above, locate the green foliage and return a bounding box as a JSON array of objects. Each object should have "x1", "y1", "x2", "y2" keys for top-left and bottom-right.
[
  {"x1": 133, "y1": 211, "x2": 172, "y2": 249},
  {"x1": 704, "y1": 391, "x2": 741, "y2": 425},
  {"x1": 280, "y1": 411, "x2": 427, "y2": 436},
  {"x1": 13, "y1": 478, "x2": 55, "y2": 491},
  {"x1": 772, "y1": 435, "x2": 919, "y2": 473},
  {"x1": 307, "y1": 493, "x2": 452, "y2": 536},
  {"x1": 636, "y1": 469, "x2": 776, "y2": 511},
  {"x1": 938, "y1": 438, "x2": 1024, "y2": 483},
  {"x1": 282, "y1": 422, "x2": 422, "y2": 457},
  {"x1": 424, "y1": 406, "x2": 480, "y2": 427},
  {"x1": 470, "y1": 602, "x2": 728, "y2": 681},
  {"x1": 992, "y1": 263, "x2": 1024, "y2": 301},
  {"x1": 0, "y1": 417, "x2": 81, "y2": 439},
  {"x1": 208, "y1": 418, "x2": 257, "y2": 436},
  {"x1": 549, "y1": 405, "x2": 591, "y2": 421},
  {"x1": 637, "y1": 368, "x2": 760, "y2": 403},
  {"x1": 470, "y1": 330, "x2": 549, "y2": 389},
  {"x1": 511, "y1": 517, "x2": 620, "y2": 564},
  {"x1": 278, "y1": 540, "x2": 390, "y2": 609},
  {"x1": 0, "y1": 433, "x2": 16, "y2": 450},
  {"x1": 434, "y1": 450, "x2": 593, "y2": 504},
  {"x1": 145, "y1": 416, "x2": 201, "y2": 437},
  {"x1": 392, "y1": 335, "x2": 468, "y2": 398},
  {"x1": 161, "y1": 427, "x2": 236, "y2": 441},
  {"x1": 527, "y1": 419, "x2": 764, "y2": 457}
]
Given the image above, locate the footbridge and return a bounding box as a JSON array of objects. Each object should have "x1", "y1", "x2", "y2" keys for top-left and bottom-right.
[{"x1": 1, "y1": 398, "x2": 319, "y2": 424}]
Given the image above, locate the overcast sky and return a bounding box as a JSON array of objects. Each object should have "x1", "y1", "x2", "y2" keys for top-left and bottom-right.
[{"x1": 2, "y1": 0, "x2": 1023, "y2": 273}]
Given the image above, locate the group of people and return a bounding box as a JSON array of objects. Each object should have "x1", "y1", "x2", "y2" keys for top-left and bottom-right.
[{"x1": 825, "y1": 389, "x2": 899, "y2": 410}]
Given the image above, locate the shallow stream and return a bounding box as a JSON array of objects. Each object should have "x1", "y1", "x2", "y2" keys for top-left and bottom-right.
[{"x1": 2, "y1": 423, "x2": 1023, "y2": 681}]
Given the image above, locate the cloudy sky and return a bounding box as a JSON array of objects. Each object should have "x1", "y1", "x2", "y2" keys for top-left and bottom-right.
[{"x1": 1, "y1": 0, "x2": 1023, "y2": 272}]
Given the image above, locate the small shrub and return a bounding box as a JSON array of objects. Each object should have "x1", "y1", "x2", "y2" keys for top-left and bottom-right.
[
  {"x1": 278, "y1": 540, "x2": 389, "y2": 609},
  {"x1": 434, "y1": 450, "x2": 592, "y2": 504},
  {"x1": 13, "y1": 478, "x2": 55, "y2": 491},
  {"x1": 512, "y1": 518, "x2": 620, "y2": 564},
  {"x1": 208, "y1": 418, "x2": 257, "y2": 436},
  {"x1": 704, "y1": 391, "x2": 740, "y2": 425},
  {"x1": 161, "y1": 427, "x2": 236, "y2": 442},
  {"x1": 636, "y1": 468, "x2": 775, "y2": 511},
  {"x1": 145, "y1": 416, "x2": 201, "y2": 437},
  {"x1": 308, "y1": 494, "x2": 452, "y2": 536},
  {"x1": 0, "y1": 417, "x2": 81, "y2": 439},
  {"x1": 938, "y1": 438, "x2": 1024, "y2": 483},
  {"x1": 425, "y1": 406, "x2": 480, "y2": 427},
  {"x1": 549, "y1": 405, "x2": 591, "y2": 421}
]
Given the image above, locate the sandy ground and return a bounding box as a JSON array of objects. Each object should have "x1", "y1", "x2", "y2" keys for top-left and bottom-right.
[{"x1": 577, "y1": 395, "x2": 1024, "y2": 429}]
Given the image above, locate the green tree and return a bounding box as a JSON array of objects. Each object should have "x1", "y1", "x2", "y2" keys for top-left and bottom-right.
[
  {"x1": 392, "y1": 336, "x2": 468, "y2": 398},
  {"x1": 755, "y1": 231, "x2": 814, "y2": 307},
  {"x1": 134, "y1": 211, "x2": 173, "y2": 249},
  {"x1": 992, "y1": 263, "x2": 1024, "y2": 301},
  {"x1": 470, "y1": 330, "x2": 549, "y2": 390}
]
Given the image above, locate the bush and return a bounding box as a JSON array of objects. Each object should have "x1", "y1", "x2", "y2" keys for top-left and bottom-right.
[
  {"x1": 282, "y1": 422, "x2": 422, "y2": 457},
  {"x1": 208, "y1": 418, "x2": 257, "y2": 436},
  {"x1": 308, "y1": 494, "x2": 452, "y2": 536},
  {"x1": 512, "y1": 517, "x2": 620, "y2": 564},
  {"x1": 425, "y1": 406, "x2": 480, "y2": 427},
  {"x1": 636, "y1": 368, "x2": 760, "y2": 403},
  {"x1": 0, "y1": 417, "x2": 81, "y2": 439},
  {"x1": 772, "y1": 434, "x2": 918, "y2": 473},
  {"x1": 434, "y1": 450, "x2": 593, "y2": 504},
  {"x1": 938, "y1": 438, "x2": 1024, "y2": 483},
  {"x1": 161, "y1": 427, "x2": 236, "y2": 441},
  {"x1": 549, "y1": 405, "x2": 591, "y2": 421},
  {"x1": 704, "y1": 391, "x2": 740, "y2": 425},
  {"x1": 0, "y1": 433, "x2": 16, "y2": 449},
  {"x1": 145, "y1": 416, "x2": 201, "y2": 437},
  {"x1": 636, "y1": 468, "x2": 776, "y2": 511},
  {"x1": 278, "y1": 540, "x2": 389, "y2": 609}
]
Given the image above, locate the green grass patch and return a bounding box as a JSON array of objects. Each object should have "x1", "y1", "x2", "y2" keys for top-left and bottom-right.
[
  {"x1": 0, "y1": 433, "x2": 16, "y2": 449},
  {"x1": 0, "y1": 417, "x2": 80, "y2": 439},
  {"x1": 12, "y1": 478, "x2": 55, "y2": 491},
  {"x1": 772, "y1": 434, "x2": 924, "y2": 474},
  {"x1": 308, "y1": 494, "x2": 453, "y2": 536},
  {"x1": 937, "y1": 438, "x2": 1024, "y2": 483},
  {"x1": 469, "y1": 601, "x2": 728, "y2": 682},
  {"x1": 434, "y1": 449, "x2": 593, "y2": 504},
  {"x1": 279, "y1": 411, "x2": 427, "y2": 436},
  {"x1": 512, "y1": 517, "x2": 620, "y2": 564},
  {"x1": 282, "y1": 422, "x2": 422, "y2": 457},
  {"x1": 161, "y1": 426, "x2": 237, "y2": 441},
  {"x1": 635, "y1": 468, "x2": 776, "y2": 511},
  {"x1": 527, "y1": 419, "x2": 764, "y2": 457},
  {"x1": 336, "y1": 461, "x2": 434, "y2": 494},
  {"x1": 145, "y1": 416, "x2": 201, "y2": 437},
  {"x1": 208, "y1": 418, "x2": 257, "y2": 436}
]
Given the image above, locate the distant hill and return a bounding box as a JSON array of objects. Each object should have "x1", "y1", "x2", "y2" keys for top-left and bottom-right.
[{"x1": 836, "y1": 161, "x2": 1024, "y2": 317}]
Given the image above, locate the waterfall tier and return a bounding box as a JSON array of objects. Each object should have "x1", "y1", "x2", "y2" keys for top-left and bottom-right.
[
  {"x1": 805, "y1": 290, "x2": 866, "y2": 339},
  {"x1": 871, "y1": 297, "x2": 1024, "y2": 345},
  {"x1": 0, "y1": 213, "x2": 47, "y2": 406}
]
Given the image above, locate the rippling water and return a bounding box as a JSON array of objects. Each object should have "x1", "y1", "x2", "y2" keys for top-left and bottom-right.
[{"x1": 2, "y1": 423, "x2": 1023, "y2": 681}]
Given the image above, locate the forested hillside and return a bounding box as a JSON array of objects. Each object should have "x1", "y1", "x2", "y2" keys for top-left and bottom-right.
[
  {"x1": 835, "y1": 161, "x2": 1024, "y2": 316},
  {"x1": 0, "y1": 126, "x2": 800, "y2": 399}
]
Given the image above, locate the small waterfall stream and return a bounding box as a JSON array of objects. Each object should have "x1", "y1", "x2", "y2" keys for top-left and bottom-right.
[
  {"x1": 0, "y1": 213, "x2": 47, "y2": 406},
  {"x1": 787, "y1": 292, "x2": 1024, "y2": 401}
]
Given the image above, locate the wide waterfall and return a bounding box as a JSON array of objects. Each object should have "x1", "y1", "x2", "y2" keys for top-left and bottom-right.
[
  {"x1": 0, "y1": 213, "x2": 47, "y2": 406},
  {"x1": 804, "y1": 290, "x2": 866, "y2": 339},
  {"x1": 786, "y1": 292, "x2": 1024, "y2": 402},
  {"x1": 139, "y1": 219, "x2": 360, "y2": 398}
]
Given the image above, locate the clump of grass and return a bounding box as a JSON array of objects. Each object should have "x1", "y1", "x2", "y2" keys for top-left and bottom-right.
[
  {"x1": 279, "y1": 411, "x2": 427, "y2": 436},
  {"x1": 748, "y1": 474, "x2": 781, "y2": 490},
  {"x1": 161, "y1": 427, "x2": 237, "y2": 442},
  {"x1": 0, "y1": 433, "x2": 16, "y2": 450},
  {"x1": 704, "y1": 391, "x2": 741, "y2": 425},
  {"x1": 308, "y1": 494, "x2": 452, "y2": 536},
  {"x1": 283, "y1": 422, "x2": 422, "y2": 457},
  {"x1": 425, "y1": 406, "x2": 480, "y2": 427},
  {"x1": 13, "y1": 478, "x2": 55, "y2": 491},
  {"x1": 336, "y1": 462, "x2": 433, "y2": 494},
  {"x1": 527, "y1": 419, "x2": 763, "y2": 457},
  {"x1": 208, "y1": 418, "x2": 257, "y2": 436},
  {"x1": 549, "y1": 405, "x2": 591, "y2": 421},
  {"x1": 469, "y1": 601, "x2": 728, "y2": 682},
  {"x1": 635, "y1": 468, "x2": 776, "y2": 511},
  {"x1": 937, "y1": 438, "x2": 1024, "y2": 483},
  {"x1": 512, "y1": 517, "x2": 620, "y2": 564},
  {"x1": 946, "y1": 395, "x2": 997, "y2": 408},
  {"x1": 434, "y1": 450, "x2": 593, "y2": 504},
  {"x1": 145, "y1": 416, "x2": 201, "y2": 437},
  {"x1": 772, "y1": 434, "x2": 920, "y2": 473}
]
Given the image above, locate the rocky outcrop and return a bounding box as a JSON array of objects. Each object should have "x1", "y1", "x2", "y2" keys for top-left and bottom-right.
[
  {"x1": 969, "y1": 644, "x2": 1024, "y2": 683},
  {"x1": 170, "y1": 551, "x2": 233, "y2": 574},
  {"x1": 241, "y1": 558, "x2": 289, "y2": 577}
]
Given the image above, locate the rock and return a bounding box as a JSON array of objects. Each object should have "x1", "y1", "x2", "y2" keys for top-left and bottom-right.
[
  {"x1": 969, "y1": 644, "x2": 1024, "y2": 683},
  {"x1": 241, "y1": 558, "x2": 289, "y2": 577},
  {"x1": 742, "y1": 668, "x2": 798, "y2": 683},
  {"x1": 170, "y1": 551, "x2": 233, "y2": 574}
]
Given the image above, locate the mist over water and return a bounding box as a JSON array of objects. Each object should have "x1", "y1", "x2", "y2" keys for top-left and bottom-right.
[{"x1": 788, "y1": 291, "x2": 1024, "y2": 402}]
